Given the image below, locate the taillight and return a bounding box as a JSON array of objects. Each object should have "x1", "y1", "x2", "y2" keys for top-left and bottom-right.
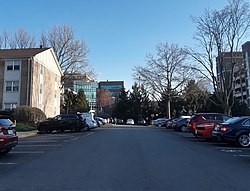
[
  {"x1": 12, "y1": 128, "x2": 17, "y2": 135},
  {"x1": 220, "y1": 126, "x2": 229, "y2": 132},
  {"x1": 0, "y1": 127, "x2": 7, "y2": 135}
]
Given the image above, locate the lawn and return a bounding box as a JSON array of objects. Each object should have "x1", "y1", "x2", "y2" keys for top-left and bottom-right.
[{"x1": 16, "y1": 123, "x2": 36, "y2": 132}]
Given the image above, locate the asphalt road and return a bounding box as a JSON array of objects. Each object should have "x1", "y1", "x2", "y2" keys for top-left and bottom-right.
[{"x1": 1, "y1": 125, "x2": 250, "y2": 191}]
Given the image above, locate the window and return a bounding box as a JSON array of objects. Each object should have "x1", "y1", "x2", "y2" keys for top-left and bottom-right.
[
  {"x1": 243, "y1": 119, "x2": 250, "y2": 126},
  {"x1": 4, "y1": 103, "x2": 18, "y2": 110},
  {"x1": 40, "y1": 65, "x2": 44, "y2": 75},
  {"x1": 40, "y1": 84, "x2": 43, "y2": 94},
  {"x1": 6, "y1": 60, "x2": 20, "y2": 71},
  {"x1": 5, "y1": 81, "x2": 19, "y2": 92}
]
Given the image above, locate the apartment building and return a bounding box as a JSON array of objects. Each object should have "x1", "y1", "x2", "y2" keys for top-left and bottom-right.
[
  {"x1": 242, "y1": 41, "x2": 250, "y2": 106},
  {"x1": 0, "y1": 48, "x2": 62, "y2": 117},
  {"x1": 216, "y1": 42, "x2": 250, "y2": 107}
]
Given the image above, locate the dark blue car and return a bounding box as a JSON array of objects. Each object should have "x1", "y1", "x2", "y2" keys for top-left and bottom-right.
[
  {"x1": 173, "y1": 118, "x2": 189, "y2": 132},
  {"x1": 212, "y1": 116, "x2": 250, "y2": 147}
]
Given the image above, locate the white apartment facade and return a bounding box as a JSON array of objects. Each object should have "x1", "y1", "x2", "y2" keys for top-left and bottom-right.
[{"x1": 0, "y1": 48, "x2": 62, "y2": 117}]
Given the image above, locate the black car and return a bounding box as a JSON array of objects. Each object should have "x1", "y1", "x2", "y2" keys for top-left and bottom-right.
[
  {"x1": 212, "y1": 116, "x2": 250, "y2": 147},
  {"x1": 138, "y1": 118, "x2": 147, "y2": 125},
  {"x1": 37, "y1": 114, "x2": 86, "y2": 133}
]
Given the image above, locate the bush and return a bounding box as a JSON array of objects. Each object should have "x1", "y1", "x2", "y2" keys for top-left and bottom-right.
[
  {"x1": 0, "y1": 110, "x2": 14, "y2": 116},
  {"x1": 12, "y1": 106, "x2": 47, "y2": 127}
]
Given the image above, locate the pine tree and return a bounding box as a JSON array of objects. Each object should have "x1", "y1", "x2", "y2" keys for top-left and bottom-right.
[{"x1": 75, "y1": 89, "x2": 90, "y2": 112}]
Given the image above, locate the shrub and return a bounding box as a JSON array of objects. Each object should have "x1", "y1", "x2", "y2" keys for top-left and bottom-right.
[
  {"x1": 12, "y1": 106, "x2": 47, "y2": 127},
  {"x1": 0, "y1": 110, "x2": 14, "y2": 116}
]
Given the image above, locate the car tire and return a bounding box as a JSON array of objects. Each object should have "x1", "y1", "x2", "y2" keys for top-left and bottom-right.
[
  {"x1": 83, "y1": 126, "x2": 88, "y2": 132},
  {"x1": 238, "y1": 134, "x2": 250, "y2": 147},
  {"x1": 40, "y1": 125, "x2": 50, "y2": 133},
  {"x1": 181, "y1": 126, "x2": 186, "y2": 132},
  {"x1": 86, "y1": 125, "x2": 90, "y2": 131},
  {"x1": 0, "y1": 148, "x2": 12, "y2": 155}
]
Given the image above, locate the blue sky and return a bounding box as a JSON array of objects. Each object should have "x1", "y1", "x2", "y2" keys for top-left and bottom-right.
[{"x1": 1, "y1": 0, "x2": 228, "y2": 90}]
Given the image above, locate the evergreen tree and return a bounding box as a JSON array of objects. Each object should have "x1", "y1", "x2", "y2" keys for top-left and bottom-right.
[
  {"x1": 129, "y1": 83, "x2": 151, "y2": 121},
  {"x1": 63, "y1": 89, "x2": 78, "y2": 114},
  {"x1": 112, "y1": 88, "x2": 130, "y2": 120},
  {"x1": 75, "y1": 89, "x2": 90, "y2": 112},
  {"x1": 140, "y1": 84, "x2": 151, "y2": 119},
  {"x1": 182, "y1": 80, "x2": 208, "y2": 114}
]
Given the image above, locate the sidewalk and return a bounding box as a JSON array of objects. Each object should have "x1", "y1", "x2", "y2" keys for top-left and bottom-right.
[{"x1": 17, "y1": 130, "x2": 38, "y2": 138}]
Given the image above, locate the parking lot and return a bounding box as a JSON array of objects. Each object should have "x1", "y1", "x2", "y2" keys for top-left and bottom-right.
[
  {"x1": 164, "y1": 128, "x2": 250, "y2": 161},
  {"x1": 2, "y1": 126, "x2": 250, "y2": 166},
  {"x1": 1, "y1": 126, "x2": 250, "y2": 191},
  {"x1": 0, "y1": 131, "x2": 95, "y2": 166}
]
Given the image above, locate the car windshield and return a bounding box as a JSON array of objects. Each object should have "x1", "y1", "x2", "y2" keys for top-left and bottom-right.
[{"x1": 0, "y1": 119, "x2": 12, "y2": 126}]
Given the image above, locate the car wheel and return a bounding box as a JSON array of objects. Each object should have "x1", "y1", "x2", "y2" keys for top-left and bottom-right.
[
  {"x1": 238, "y1": 134, "x2": 250, "y2": 147},
  {"x1": 181, "y1": 126, "x2": 186, "y2": 132},
  {"x1": 82, "y1": 125, "x2": 88, "y2": 132},
  {"x1": 157, "y1": 124, "x2": 162, "y2": 127},
  {"x1": 87, "y1": 125, "x2": 90, "y2": 131},
  {"x1": 0, "y1": 148, "x2": 12, "y2": 155}
]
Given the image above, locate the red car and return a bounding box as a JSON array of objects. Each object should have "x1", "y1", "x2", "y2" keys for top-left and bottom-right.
[
  {"x1": 0, "y1": 118, "x2": 18, "y2": 155},
  {"x1": 187, "y1": 113, "x2": 231, "y2": 140}
]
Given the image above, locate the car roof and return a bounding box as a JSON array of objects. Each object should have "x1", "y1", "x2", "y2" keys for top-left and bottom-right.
[{"x1": 194, "y1": 113, "x2": 228, "y2": 115}]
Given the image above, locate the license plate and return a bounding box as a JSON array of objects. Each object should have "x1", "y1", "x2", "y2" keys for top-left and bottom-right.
[{"x1": 8, "y1": 130, "x2": 14, "y2": 135}]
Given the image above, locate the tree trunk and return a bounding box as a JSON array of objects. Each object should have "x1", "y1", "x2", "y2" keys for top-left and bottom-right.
[{"x1": 167, "y1": 100, "x2": 171, "y2": 119}]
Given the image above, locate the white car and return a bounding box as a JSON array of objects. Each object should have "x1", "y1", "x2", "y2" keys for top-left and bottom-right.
[
  {"x1": 126, "y1": 119, "x2": 134, "y2": 125},
  {"x1": 86, "y1": 118, "x2": 98, "y2": 130}
]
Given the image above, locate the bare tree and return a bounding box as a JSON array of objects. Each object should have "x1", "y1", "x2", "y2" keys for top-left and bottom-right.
[
  {"x1": 96, "y1": 89, "x2": 114, "y2": 112},
  {"x1": 14, "y1": 28, "x2": 36, "y2": 49},
  {"x1": 0, "y1": 28, "x2": 36, "y2": 49},
  {"x1": 133, "y1": 42, "x2": 195, "y2": 118},
  {"x1": 40, "y1": 25, "x2": 95, "y2": 85},
  {"x1": 187, "y1": 0, "x2": 250, "y2": 115},
  {"x1": 0, "y1": 30, "x2": 10, "y2": 49}
]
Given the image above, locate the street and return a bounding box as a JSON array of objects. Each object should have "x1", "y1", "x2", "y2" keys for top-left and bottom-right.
[{"x1": 1, "y1": 125, "x2": 250, "y2": 191}]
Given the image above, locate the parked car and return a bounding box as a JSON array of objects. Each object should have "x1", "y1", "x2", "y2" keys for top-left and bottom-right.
[
  {"x1": 96, "y1": 117, "x2": 107, "y2": 125},
  {"x1": 152, "y1": 118, "x2": 168, "y2": 127},
  {"x1": 164, "y1": 118, "x2": 178, "y2": 129},
  {"x1": 117, "y1": 119, "x2": 124, "y2": 124},
  {"x1": 37, "y1": 114, "x2": 86, "y2": 133},
  {"x1": 212, "y1": 116, "x2": 250, "y2": 147},
  {"x1": 173, "y1": 118, "x2": 189, "y2": 132},
  {"x1": 0, "y1": 118, "x2": 18, "y2": 155},
  {"x1": 95, "y1": 117, "x2": 104, "y2": 127},
  {"x1": 126, "y1": 119, "x2": 134, "y2": 125},
  {"x1": 85, "y1": 117, "x2": 98, "y2": 130},
  {"x1": 138, "y1": 118, "x2": 146, "y2": 125},
  {"x1": 187, "y1": 113, "x2": 231, "y2": 139}
]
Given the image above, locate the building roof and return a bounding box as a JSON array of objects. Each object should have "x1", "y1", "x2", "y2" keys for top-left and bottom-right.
[{"x1": 0, "y1": 48, "x2": 50, "y2": 59}]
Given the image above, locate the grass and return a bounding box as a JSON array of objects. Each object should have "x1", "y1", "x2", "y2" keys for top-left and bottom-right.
[{"x1": 16, "y1": 123, "x2": 36, "y2": 132}]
